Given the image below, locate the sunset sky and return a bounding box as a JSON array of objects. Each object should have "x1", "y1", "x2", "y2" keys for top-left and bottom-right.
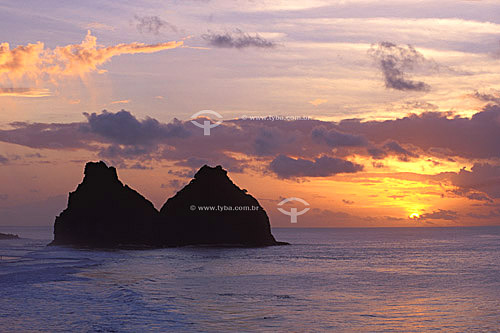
[{"x1": 1, "y1": 0, "x2": 500, "y2": 227}]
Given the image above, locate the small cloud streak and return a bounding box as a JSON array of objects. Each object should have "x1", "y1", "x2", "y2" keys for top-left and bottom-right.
[
  {"x1": 110, "y1": 100, "x2": 130, "y2": 104},
  {"x1": 85, "y1": 22, "x2": 115, "y2": 31},
  {"x1": 0, "y1": 87, "x2": 51, "y2": 97},
  {"x1": 202, "y1": 29, "x2": 277, "y2": 49}
]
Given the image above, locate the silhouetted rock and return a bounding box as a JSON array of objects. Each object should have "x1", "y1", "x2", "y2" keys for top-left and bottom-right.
[
  {"x1": 0, "y1": 232, "x2": 19, "y2": 240},
  {"x1": 51, "y1": 161, "x2": 159, "y2": 247},
  {"x1": 51, "y1": 161, "x2": 286, "y2": 248},
  {"x1": 159, "y1": 165, "x2": 285, "y2": 246}
]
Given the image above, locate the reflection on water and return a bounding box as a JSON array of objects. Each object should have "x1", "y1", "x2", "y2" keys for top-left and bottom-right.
[{"x1": 1, "y1": 226, "x2": 500, "y2": 331}]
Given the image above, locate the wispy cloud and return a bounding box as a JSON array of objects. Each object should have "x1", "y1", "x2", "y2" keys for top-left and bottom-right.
[
  {"x1": 470, "y1": 90, "x2": 500, "y2": 105},
  {"x1": 368, "y1": 42, "x2": 432, "y2": 92},
  {"x1": 134, "y1": 15, "x2": 177, "y2": 35},
  {"x1": 202, "y1": 29, "x2": 277, "y2": 49}
]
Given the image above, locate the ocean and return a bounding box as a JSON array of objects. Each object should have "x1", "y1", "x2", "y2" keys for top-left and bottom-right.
[{"x1": 1, "y1": 226, "x2": 499, "y2": 332}]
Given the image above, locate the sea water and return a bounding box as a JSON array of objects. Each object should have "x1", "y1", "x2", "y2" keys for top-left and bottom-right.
[{"x1": 1, "y1": 226, "x2": 499, "y2": 332}]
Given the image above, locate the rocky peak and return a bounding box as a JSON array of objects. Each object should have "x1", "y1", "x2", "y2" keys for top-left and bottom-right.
[
  {"x1": 51, "y1": 161, "x2": 287, "y2": 247},
  {"x1": 194, "y1": 165, "x2": 227, "y2": 180},
  {"x1": 82, "y1": 161, "x2": 119, "y2": 185}
]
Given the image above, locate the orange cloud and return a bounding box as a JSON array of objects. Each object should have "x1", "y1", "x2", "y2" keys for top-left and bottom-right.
[
  {"x1": 309, "y1": 98, "x2": 328, "y2": 106},
  {"x1": 0, "y1": 31, "x2": 183, "y2": 82},
  {"x1": 85, "y1": 22, "x2": 115, "y2": 31},
  {"x1": 110, "y1": 99, "x2": 130, "y2": 104},
  {"x1": 0, "y1": 42, "x2": 45, "y2": 81}
]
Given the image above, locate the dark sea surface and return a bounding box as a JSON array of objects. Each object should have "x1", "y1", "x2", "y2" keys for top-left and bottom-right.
[{"x1": 1, "y1": 226, "x2": 499, "y2": 332}]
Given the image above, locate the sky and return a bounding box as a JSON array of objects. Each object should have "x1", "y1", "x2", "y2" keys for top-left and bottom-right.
[{"x1": 1, "y1": 0, "x2": 500, "y2": 227}]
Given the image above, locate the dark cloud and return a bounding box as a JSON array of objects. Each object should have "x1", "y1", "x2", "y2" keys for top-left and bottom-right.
[
  {"x1": 202, "y1": 29, "x2": 277, "y2": 49},
  {"x1": 338, "y1": 105, "x2": 500, "y2": 159},
  {"x1": 175, "y1": 157, "x2": 209, "y2": 169},
  {"x1": 383, "y1": 141, "x2": 419, "y2": 161},
  {"x1": 129, "y1": 162, "x2": 152, "y2": 170},
  {"x1": 0, "y1": 122, "x2": 92, "y2": 149},
  {"x1": 450, "y1": 163, "x2": 500, "y2": 199},
  {"x1": 467, "y1": 209, "x2": 500, "y2": 219},
  {"x1": 135, "y1": 15, "x2": 177, "y2": 35},
  {"x1": 471, "y1": 90, "x2": 500, "y2": 105},
  {"x1": 0, "y1": 194, "x2": 8, "y2": 200},
  {"x1": 174, "y1": 156, "x2": 248, "y2": 173},
  {"x1": 83, "y1": 110, "x2": 189, "y2": 145},
  {"x1": 448, "y1": 188, "x2": 493, "y2": 202},
  {"x1": 161, "y1": 179, "x2": 184, "y2": 191},
  {"x1": 26, "y1": 153, "x2": 44, "y2": 158},
  {"x1": 269, "y1": 154, "x2": 363, "y2": 179},
  {"x1": 419, "y1": 209, "x2": 459, "y2": 221},
  {"x1": 368, "y1": 42, "x2": 432, "y2": 91},
  {"x1": 311, "y1": 126, "x2": 367, "y2": 148},
  {"x1": 0, "y1": 154, "x2": 8, "y2": 164},
  {"x1": 253, "y1": 126, "x2": 300, "y2": 156},
  {"x1": 367, "y1": 147, "x2": 387, "y2": 160}
]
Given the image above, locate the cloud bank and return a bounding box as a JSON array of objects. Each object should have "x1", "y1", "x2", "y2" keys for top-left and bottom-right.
[{"x1": 1, "y1": 105, "x2": 500, "y2": 188}]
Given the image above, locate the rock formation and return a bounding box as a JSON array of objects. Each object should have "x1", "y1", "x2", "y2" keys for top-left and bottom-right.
[
  {"x1": 51, "y1": 161, "x2": 286, "y2": 248},
  {"x1": 159, "y1": 165, "x2": 283, "y2": 246},
  {"x1": 0, "y1": 233, "x2": 19, "y2": 240},
  {"x1": 51, "y1": 161, "x2": 159, "y2": 247}
]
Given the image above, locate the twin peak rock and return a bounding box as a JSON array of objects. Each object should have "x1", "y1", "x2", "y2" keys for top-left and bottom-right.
[{"x1": 51, "y1": 161, "x2": 287, "y2": 247}]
